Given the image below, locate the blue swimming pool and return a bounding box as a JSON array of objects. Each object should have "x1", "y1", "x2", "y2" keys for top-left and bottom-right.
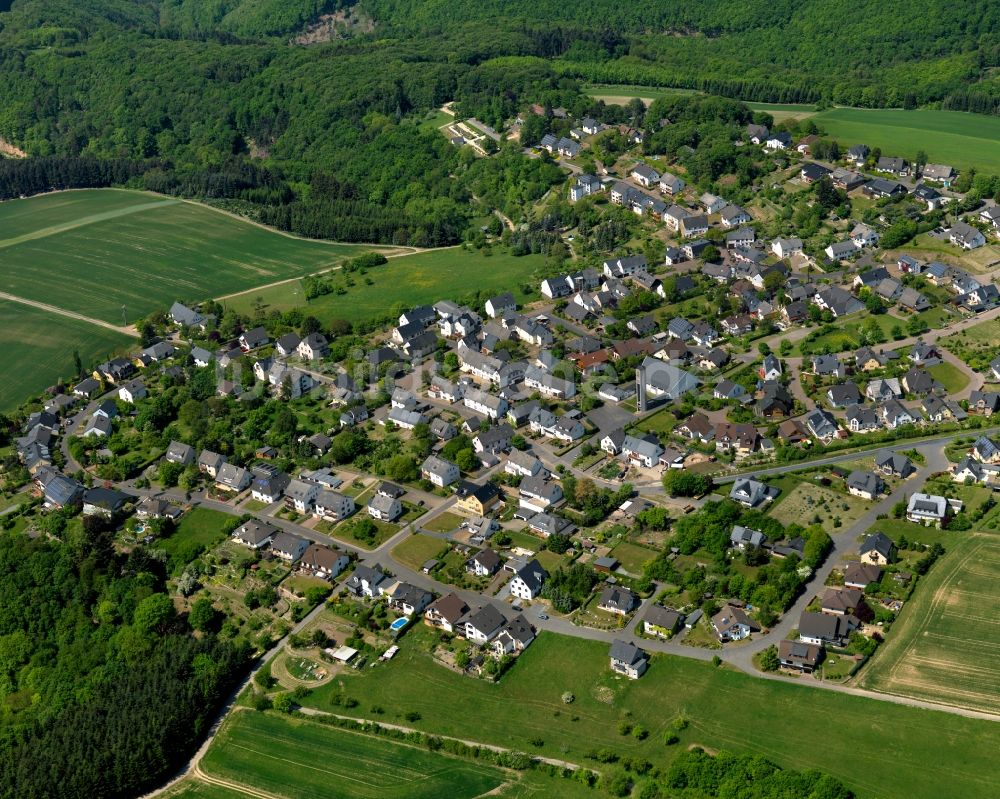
[{"x1": 390, "y1": 617, "x2": 408, "y2": 632}]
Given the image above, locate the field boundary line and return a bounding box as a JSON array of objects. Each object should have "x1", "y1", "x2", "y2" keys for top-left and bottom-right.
[
  {"x1": 0, "y1": 290, "x2": 136, "y2": 335},
  {"x1": 0, "y1": 199, "x2": 181, "y2": 251},
  {"x1": 297, "y1": 707, "x2": 592, "y2": 772},
  {"x1": 193, "y1": 762, "x2": 286, "y2": 799},
  {"x1": 213, "y1": 244, "x2": 463, "y2": 303}
]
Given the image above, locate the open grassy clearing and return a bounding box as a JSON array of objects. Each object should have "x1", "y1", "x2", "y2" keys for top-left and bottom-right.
[
  {"x1": 792, "y1": 312, "x2": 902, "y2": 355},
  {"x1": 859, "y1": 532, "x2": 1000, "y2": 715},
  {"x1": 768, "y1": 479, "x2": 871, "y2": 530},
  {"x1": 391, "y1": 533, "x2": 450, "y2": 570},
  {"x1": 0, "y1": 189, "x2": 380, "y2": 323},
  {"x1": 201, "y1": 710, "x2": 507, "y2": 799},
  {"x1": 940, "y1": 317, "x2": 1000, "y2": 373},
  {"x1": 157, "y1": 507, "x2": 233, "y2": 559},
  {"x1": 811, "y1": 108, "x2": 1000, "y2": 174},
  {"x1": 928, "y1": 361, "x2": 970, "y2": 394},
  {"x1": 0, "y1": 297, "x2": 132, "y2": 410},
  {"x1": 303, "y1": 630, "x2": 1000, "y2": 799},
  {"x1": 608, "y1": 540, "x2": 658, "y2": 574},
  {"x1": 421, "y1": 511, "x2": 464, "y2": 534},
  {"x1": 224, "y1": 248, "x2": 547, "y2": 326},
  {"x1": 583, "y1": 86, "x2": 1000, "y2": 172}
]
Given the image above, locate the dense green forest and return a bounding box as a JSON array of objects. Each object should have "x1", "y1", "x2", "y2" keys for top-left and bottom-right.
[
  {"x1": 0, "y1": 529, "x2": 250, "y2": 799},
  {"x1": 0, "y1": 0, "x2": 996, "y2": 246}
]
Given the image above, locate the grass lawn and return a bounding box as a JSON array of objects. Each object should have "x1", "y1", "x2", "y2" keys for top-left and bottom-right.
[
  {"x1": 324, "y1": 517, "x2": 399, "y2": 550},
  {"x1": 422, "y1": 511, "x2": 465, "y2": 533},
  {"x1": 0, "y1": 298, "x2": 132, "y2": 410},
  {"x1": 157, "y1": 507, "x2": 234, "y2": 559},
  {"x1": 768, "y1": 479, "x2": 870, "y2": 530},
  {"x1": 811, "y1": 107, "x2": 1000, "y2": 173},
  {"x1": 533, "y1": 549, "x2": 567, "y2": 572},
  {"x1": 391, "y1": 533, "x2": 450, "y2": 570},
  {"x1": 201, "y1": 711, "x2": 507, "y2": 799},
  {"x1": 631, "y1": 408, "x2": 677, "y2": 438},
  {"x1": 609, "y1": 541, "x2": 659, "y2": 574},
  {"x1": 905, "y1": 233, "x2": 1000, "y2": 273},
  {"x1": 303, "y1": 631, "x2": 1000, "y2": 799},
  {"x1": 794, "y1": 312, "x2": 901, "y2": 355},
  {"x1": 225, "y1": 248, "x2": 547, "y2": 326},
  {"x1": 939, "y1": 318, "x2": 1000, "y2": 373},
  {"x1": 505, "y1": 529, "x2": 545, "y2": 553},
  {"x1": 0, "y1": 189, "x2": 383, "y2": 324},
  {"x1": 417, "y1": 108, "x2": 454, "y2": 133},
  {"x1": 859, "y1": 531, "x2": 1000, "y2": 715},
  {"x1": 927, "y1": 361, "x2": 970, "y2": 394}
]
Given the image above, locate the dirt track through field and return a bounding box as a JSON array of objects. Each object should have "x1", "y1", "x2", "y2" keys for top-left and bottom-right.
[
  {"x1": 0, "y1": 199, "x2": 181, "y2": 251},
  {"x1": 0, "y1": 290, "x2": 137, "y2": 335}
]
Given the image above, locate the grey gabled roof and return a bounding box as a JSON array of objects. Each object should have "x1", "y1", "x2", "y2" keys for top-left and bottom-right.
[{"x1": 609, "y1": 639, "x2": 646, "y2": 666}]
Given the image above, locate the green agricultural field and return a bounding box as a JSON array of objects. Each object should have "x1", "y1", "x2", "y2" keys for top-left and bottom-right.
[
  {"x1": 0, "y1": 298, "x2": 132, "y2": 410},
  {"x1": 224, "y1": 247, "x2": 547, "y2": 326},
  {"x1": 201, "y1": 711, "x2": 507, "y2": 799},
  {"x1": 859, "y1": 532, "x2": 1000, "y2": 715},
  {"x1": 811, "y1": 108, "x2": 1000, "y2": 173},
  {"x1": 0, "y1": 189, "x2": 381, "y2": 324},
  {"x1": 304, "y1": 630, "x2": 1000, "y2": 799}
]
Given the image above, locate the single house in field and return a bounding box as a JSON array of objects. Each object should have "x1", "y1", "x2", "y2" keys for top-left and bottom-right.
[
  {"x1": 729, "y1": 478, "x2": 777, "y2": 508},
  {"x1": 424, "y1": 593, "x2": 470, "y2": 633},
  {"x1": 798, "y1": 611, "x2": 857, "y2": 647},
  {"x1": 643, "y1": 605, "x2": 682, "y2": 638},
  {"x1": 905, "y1": 493, "x2": 948, "y2": 526},
  {"x1": 778, "y1": 640, "x2": 823, "y2": 674},
  {"x1": 730, "y1": 525, "x2": 767, "y2": 551},
  {"x1": 846, "y1": 471, "x2": 883, "y2": 500},
  {"x1": 860, "y1": 532, "x2": 897, "y2": 565},
  {"x1": 609, "y1": 639, "x2": 648, "y2": 679},
  {"x1": 461, "y1": 603, "x2": 508, "y2": 643}
]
